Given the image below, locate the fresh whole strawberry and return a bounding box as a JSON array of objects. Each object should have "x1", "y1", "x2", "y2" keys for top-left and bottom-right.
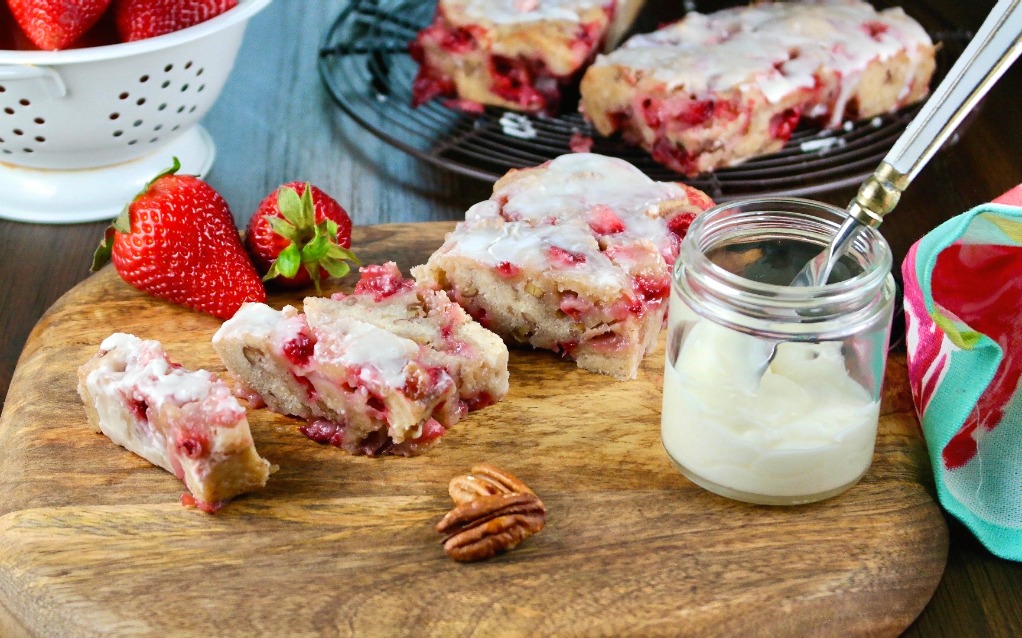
[
  {"x1": 245, "y1": 182, "x2": 358, "y2": 294},
  {"x1": 92, "y1": 158, "x2": 266, "y2": 320},
  {"x1": 114, "y1": 0, "x2": 236, "y2": 42},
  {"x1": 7, "y1": 0, "x2": 111, "y2": 50}
]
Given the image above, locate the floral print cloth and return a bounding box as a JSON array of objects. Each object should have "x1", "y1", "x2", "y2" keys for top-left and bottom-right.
[{"x1": 902, "y1": 184, "x2": 1022, "y2": 561}]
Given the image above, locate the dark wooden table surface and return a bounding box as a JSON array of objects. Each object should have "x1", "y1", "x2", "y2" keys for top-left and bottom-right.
[{"x1": 2, "y1": 1, "x2": 1020, "y2": 636}]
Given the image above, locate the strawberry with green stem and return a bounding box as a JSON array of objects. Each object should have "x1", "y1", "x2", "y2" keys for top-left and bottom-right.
[
  {"x1": 245, "y1": 182, "x2": 359, "y2": 295},
  {"x1": 93, "y1": 158, "x2": 266, "y2": 320}
]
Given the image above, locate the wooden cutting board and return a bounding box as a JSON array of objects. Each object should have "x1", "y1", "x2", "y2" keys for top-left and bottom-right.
[{"x1": 0, "y1": 222, "x2": 948, "y2": 638}]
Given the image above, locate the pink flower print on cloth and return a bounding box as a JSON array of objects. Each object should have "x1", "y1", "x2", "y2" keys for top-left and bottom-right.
[{"x1": 902, "y1": 184, "x2": 1022, "y2": 561}]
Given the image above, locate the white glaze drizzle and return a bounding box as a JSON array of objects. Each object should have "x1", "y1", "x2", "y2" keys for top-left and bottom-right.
[
  {"x1": 95, "y1": 333, "x2": 231, "y2": 412},
  {"x1": 448, "y1": 0, "x2": 609, "y2": 25},
  {"x1": 310, "y1": 317, "x2": 420, "y2": 389},
  {"x1": 469, "y1": 153, "x2": 692, "y2": 257},
  {"x1": 596, "y1": 0, "x2": 932, "y2": 125},
  {"x1": 445, "y1": 216, "x2": 632, "y2": 292}
]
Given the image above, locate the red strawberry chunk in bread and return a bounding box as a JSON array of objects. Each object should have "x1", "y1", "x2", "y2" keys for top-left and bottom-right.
[
  {"x1": 443, "y1": 98, "x2": 487, "y2": 114},
  {"x1": 862, "y1": 20, "x2": 889, "y2": 41},
  {"x1": 680, "y1": 100, "x2": 715, "y2": 126},
  {"x1": 636, "y1": 96, "x2": 664, "y2": 129},
  {"x1": 290, "y1": 373, "x2": 318, "y2": 402},
  {"x1": 496, "y1": 261, "x2": 522, "y2": 278},
  {"x1": 586, "y1": 331, "x2": 629, "y2": 353},
  {"x1": 354, "y1": 263, "x2": 415, "y2": 301},
  {"x1": 559, "y1": 292, "x2": 595, "y2": 321},
  {"x1": 411, "y1": 73, "x2": 456, "y2": 108},
  {"x1": 667, "y1": 212, "x2": 698, "y2": 242},
  {"x1": 633, "y1": 271, "x2": 671, "y2": 305},
  {"x1": 180, "y1": 493, "x2": 225, "y2": 514},
  {"x1": 587, "y1": 205, "x2": 626, "y2": 235},
  {"x1": 606, "y1": 295, "x2": 642, "y2": 322},
  {"x1": 300, "y1": 419, "x2": 347, "y2": 448},
  {"x1": 437, "y1": 23, "x2": 481, "y2": 54},
  {"x1": 282, "y1": 331, "x2": 315, "y2": 367},
  {"x1": 769, "y1": 107, "x2": 802, "y2": 141},
  {"x1": 488, "y1": 56, "x2": 547, "y2": 111},
  {"x1": 650, "y1": 139, "x2": 699, "y2": 177},
  {"x1": 548, "y1": 245, "x2": 587, "y2": 267},
  {"x1": 678, "y1": 185, "x2": 714, "y2": 212},
  {"x1": 570, "y1": 18, "x2": 606, "y2": 62},
  {"x1": 125, "y1": 395, "x2": 150, "y2": 423},
  {"x1": 461, "y1": 392, "x2": 493, "y2": 411},
  {"x1": 175, "y1": 427, "x2": 209, "y2": 460},
  {"x1": 402, "y1": 363, "x2": 443, "y2": 402},
  {"x1": 415, "y1": 418, "x2": 446, "y2": 442}
]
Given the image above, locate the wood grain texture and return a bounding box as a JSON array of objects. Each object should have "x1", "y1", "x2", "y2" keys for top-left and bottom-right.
[{"x1": 0, "y1": 222, "x2": 948, "y2": 637}]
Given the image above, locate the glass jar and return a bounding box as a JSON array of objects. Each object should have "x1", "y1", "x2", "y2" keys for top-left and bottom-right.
[{"x1": 661, "y1": 197, "x2": 896, "y2": 505}]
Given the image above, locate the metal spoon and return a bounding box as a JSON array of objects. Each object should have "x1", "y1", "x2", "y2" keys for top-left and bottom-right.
[
  {"x1": 792, "y1": 0, "x2": 1022, "y2": 288},
  {"x1": 754, "y1": 0, "x2": 1022, "y2": 377}
]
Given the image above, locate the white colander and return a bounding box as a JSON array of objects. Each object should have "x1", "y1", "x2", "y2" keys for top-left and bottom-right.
[{"x1": 0, "y1": 0, "x2": 272, "y2": 223}]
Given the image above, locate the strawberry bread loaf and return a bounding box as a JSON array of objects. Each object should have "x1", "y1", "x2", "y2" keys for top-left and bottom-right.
[
  {"x1": 212, "y1": 265, "x2": 509, "y2": 457},
  {"x1": 411, "y1": 0, "x2": 646, "y2": 114},
  {"x1": 77, "y1": 333, "x2": 273, "y2": 512},
  {"x1": 412, "y1": 152, "x2": 714, "y2": 379},
  {"x1": 579, "y1": 0, "x2": 936, "y2": 176}
]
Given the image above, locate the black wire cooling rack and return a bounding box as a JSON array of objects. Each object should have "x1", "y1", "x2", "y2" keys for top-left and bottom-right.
[{"x1": 318, "y1": 0, "x2": 965, "y2": 201}]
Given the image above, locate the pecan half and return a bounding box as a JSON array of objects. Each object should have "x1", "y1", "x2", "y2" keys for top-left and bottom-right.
[
  {"x1": 437, "y1": 465, "x2": 545, "y2": 562},
  {"x1": 448, "y1": 463, "x2": 535, "y2": 505}
]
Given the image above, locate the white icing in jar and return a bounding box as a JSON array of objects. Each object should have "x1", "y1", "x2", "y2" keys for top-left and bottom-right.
[{"x1": 661, "y1": 197, "x2": 895, "y2": 505}]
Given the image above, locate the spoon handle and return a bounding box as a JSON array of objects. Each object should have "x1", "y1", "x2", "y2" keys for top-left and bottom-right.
[{"x1": 847, "y1": 0, "x2": 1022, "y2": 229}]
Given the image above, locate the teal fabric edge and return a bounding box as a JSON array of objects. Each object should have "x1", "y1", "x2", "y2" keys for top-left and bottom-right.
[{"x1": 911, "y1": 202, "x2": 1022, "y2": 561}]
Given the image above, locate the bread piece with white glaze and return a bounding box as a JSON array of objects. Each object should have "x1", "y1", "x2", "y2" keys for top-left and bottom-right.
[
  {"x1": 77, "y1": 333, "x2": 272, "y2": 512},
  {"x1": 412, "y1": 153, "x2": 714, "y2": 379},
  {"x1": 213, "y1": 268, "x2": 509, "y2": 456},
  {"x1": 580, "y1": 0, "x2": 936, "y2": 175},
  {"x1": 411, "y1": 0, "x2": 646, "y2": 114}
]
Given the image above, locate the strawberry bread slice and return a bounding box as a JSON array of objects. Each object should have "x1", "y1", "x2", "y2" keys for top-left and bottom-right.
[
  {"x1": 307, "y1": 262, "x2": 510, "y2": 413},
  {"x1": 212, "y1": 273, "x2": 509, "y2": 456},
  {"x1": 412, "y1": 152, "x2": 714, "y2": 379},
  {"x1": 580, "y1": 0, "x2": 936, "y2": 176},
  {"x1": 77, "y1": 333, "x2": 273, "y2": 512},
  {"x1": 411, "y1": 0, "x2": 646, "y2": 114}
]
